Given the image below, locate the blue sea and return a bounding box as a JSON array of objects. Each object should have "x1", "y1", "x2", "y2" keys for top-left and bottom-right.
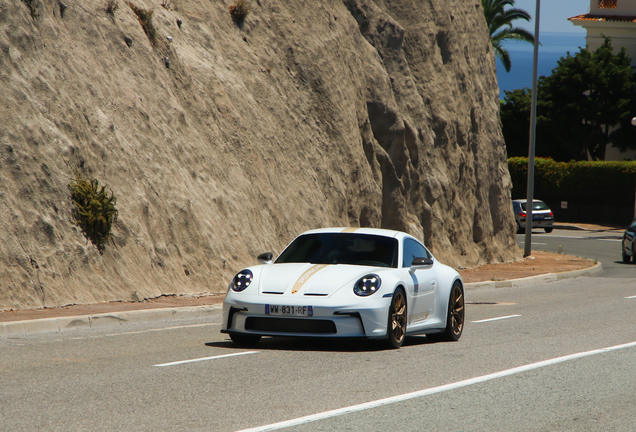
[{"x1": 496, "y1": 32, "x2": 587, "y2": 99}]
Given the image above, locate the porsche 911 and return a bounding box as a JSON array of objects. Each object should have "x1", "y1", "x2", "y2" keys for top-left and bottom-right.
[{"x1": 221, "y1": 228, "x2": 464, "y2": 349}]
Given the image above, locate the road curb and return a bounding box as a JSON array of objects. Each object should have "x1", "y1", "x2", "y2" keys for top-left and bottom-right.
[
  {"x1": 1, "y1": 304, "x2": 222, "y2": 337},
  {"x1": 465, "y1": 261, "x2": 603, "y2": 291},
  {"x1": 554, "y1": 224, "x2": 624, "y2": 232}
]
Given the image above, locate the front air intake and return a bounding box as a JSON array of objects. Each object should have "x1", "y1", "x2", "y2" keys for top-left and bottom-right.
[{"x1": 245, "y1": 317, "x2": 337, "y2": 334}]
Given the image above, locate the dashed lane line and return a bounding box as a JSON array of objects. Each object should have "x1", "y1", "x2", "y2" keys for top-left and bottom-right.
[
  {"x1": 472, "y1": 315, "x2": 522, "y2": 323},
  {"x1": 106, "y1": 322, "x2": 220, "y2": 337},
  {"x1": 56, "y1": 323, "x2": 222, "y2": 341},
  {"x1": 153, "y1": 351, "x2": 259, "y2": 367}
]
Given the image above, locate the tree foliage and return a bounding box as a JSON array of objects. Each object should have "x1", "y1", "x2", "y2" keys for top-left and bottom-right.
[
  {"x1": 482, "y1": 0, "x2": 535, "y2": 72},
  {"x1": 501, "y1": 38, "x2": 636, "y2": 161}
]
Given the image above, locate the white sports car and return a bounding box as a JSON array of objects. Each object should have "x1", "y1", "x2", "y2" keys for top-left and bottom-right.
[{"x1": 221, "y1": 228, "x2": 465, "y2": 348}]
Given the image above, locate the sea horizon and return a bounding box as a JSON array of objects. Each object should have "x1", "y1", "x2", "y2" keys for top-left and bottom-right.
[{"x1": 496, "y1": 31, "x2": 587, "y2": 99}]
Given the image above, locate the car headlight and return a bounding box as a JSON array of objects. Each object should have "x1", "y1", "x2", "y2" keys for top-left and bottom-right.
[
  {"x1": 230, "y1": 269, "x2": 253, "y2": 292},
  {"x1": 353, "y1": 274, "x2": 381, "y2": 296}
]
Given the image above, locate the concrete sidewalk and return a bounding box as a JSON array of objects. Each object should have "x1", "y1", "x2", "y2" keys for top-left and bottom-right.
[{"x1": 0, "y1": 262, "x2": 603, "y2": 337}]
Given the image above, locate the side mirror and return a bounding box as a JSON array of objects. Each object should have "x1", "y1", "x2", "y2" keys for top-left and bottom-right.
[
  {"x1": 257, "y1": 252, "x2": 274, "y2": 264},
  {"x1": 410, "y1": 257, "x2": 433, "y2": 272}
]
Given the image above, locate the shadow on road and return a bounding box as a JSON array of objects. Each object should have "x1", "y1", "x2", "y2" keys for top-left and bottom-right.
[{"x1": 205, "y1": 334, "x2": 438, "y2": 352}]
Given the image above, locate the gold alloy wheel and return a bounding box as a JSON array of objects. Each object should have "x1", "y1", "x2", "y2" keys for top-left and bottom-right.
[
  {"x1": 391, "y1": 290, "x2": 407, "y2": 343},
  {"x1": 450, "y1": 284, "x2": 465, "y2": 336}
]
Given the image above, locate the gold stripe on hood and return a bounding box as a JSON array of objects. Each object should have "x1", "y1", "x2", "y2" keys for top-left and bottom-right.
[
  {"x1": 341, "y1": 227, "x2": 360, "y2": 233},
  {"x1": 291, "y1": 264, "x2": 328, "y2": 294}
]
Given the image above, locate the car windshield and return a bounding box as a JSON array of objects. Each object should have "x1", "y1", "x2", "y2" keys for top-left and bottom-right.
[
  {"x1": 276, "y1": 233, "x2": 398, "y2": 268},
  {"x1": 521, "y1": 201, "x2": 550, "y2": 211}
]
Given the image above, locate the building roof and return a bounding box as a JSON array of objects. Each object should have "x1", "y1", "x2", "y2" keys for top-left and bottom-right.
[{"x1": 569, "y1": 14, "x2": 636, "y2": 23}]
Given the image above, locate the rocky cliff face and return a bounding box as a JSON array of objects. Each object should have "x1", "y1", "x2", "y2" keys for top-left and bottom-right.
[{"x1": 0, "y1": 0, "x2": 519, "y2": 310}]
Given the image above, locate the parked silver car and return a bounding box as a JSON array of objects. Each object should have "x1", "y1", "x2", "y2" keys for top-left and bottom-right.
[{"x1": 512, "y1": 199, "x2": 554, "y2": 234}]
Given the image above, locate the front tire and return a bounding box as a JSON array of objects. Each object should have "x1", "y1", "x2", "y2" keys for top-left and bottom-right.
[
  {"x1": 386, "y1": 288, "x2": 407, "y2": 349},
  {"x1": 438, "y1": 281, "x2": 465, "y2": 341},
  {"x1": 229, "y1": 333, "x2": 262, "y2": 346}
]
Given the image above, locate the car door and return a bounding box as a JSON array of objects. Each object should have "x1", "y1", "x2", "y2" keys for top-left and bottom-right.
[{"x1": 402, "y1": 238, "x2": 437, "y2": 327}]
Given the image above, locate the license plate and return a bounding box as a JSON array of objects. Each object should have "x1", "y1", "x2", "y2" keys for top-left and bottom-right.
[{"x1": 266, "y1": 305, "x2": 313, "y2": 317}]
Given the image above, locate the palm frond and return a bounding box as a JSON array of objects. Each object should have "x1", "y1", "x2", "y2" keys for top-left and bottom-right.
[
  {"x1": 482, "y1": 0, "x2": 535, "y2": 71},
  {"x1": 492, "y1": 41, "x2": 512, "y2": 72},
  {"x1": 492, "y1": 27, "x2": 535, "y2": 45}
]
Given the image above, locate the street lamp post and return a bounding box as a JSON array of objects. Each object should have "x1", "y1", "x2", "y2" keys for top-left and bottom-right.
[{"x1": 524, "y1": 0, "x2": 541, "y2": 258}]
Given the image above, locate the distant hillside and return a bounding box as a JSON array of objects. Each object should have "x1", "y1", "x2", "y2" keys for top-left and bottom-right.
[{"x1": 0, "y1": 0, "x2": 519, "y2": 310}]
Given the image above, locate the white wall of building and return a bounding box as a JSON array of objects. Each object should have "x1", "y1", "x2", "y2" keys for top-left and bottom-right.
[{"x1": 571, "y1": 0, "x2": 636, "y2": 160}]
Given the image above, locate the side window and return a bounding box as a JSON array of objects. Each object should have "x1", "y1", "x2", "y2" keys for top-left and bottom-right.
[{"x1": 402, "y1": 238, "x2": 430, "y2": 268}]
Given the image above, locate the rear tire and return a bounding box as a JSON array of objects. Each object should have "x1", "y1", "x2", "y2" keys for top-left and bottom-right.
[
  {"x1": 516, "y1": 222, "x2": 525, "y2": 234},
  {"x1": 544, "y1": 227, "x2": 553, "y2": 233},
  {"x1": 229, "y1": 333, "x2": 262, "y2": 346},
  {"x1": 622, "y1": 249, "x2": 632, "y2": 264},
  {"x1": 386, "y1": 288, "x2": 407, "y2": 349},
  {"x1": 438, "y1": 281, "x2": 465, "y2": 342}
]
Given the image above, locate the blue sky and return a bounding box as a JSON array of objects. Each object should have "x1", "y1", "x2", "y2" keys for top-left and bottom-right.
[{"x1": 512, "y1": 0, "x2": 590, "y2": 34}]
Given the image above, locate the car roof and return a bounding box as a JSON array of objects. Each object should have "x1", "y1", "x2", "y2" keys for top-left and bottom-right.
[
  {"x1": 512, "y1": 199, "x2": 545, "y2": 203},
  {"x1": 300, "y1": 227, "x2": 405, "y2": 239}
]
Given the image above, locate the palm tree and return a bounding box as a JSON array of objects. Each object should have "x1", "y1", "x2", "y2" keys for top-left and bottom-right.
[{"x1": 482, "y1": 0, "x2": 535, "y2": 72}]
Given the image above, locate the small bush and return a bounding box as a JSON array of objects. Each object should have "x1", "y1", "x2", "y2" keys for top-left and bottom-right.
[
  {"x1": 68, "y1": 171, "x2": 118, "y2": 253},
  {"x1": 160, "y1": 0, "x2": 173, "y2": 10},
  {"x1": 105, "y1": 0, "x2": 118, "y2": 16},
  {"x1": 228, "y1": 0, "x2": 249, "y2": 22},
  {"x1": 128, "y1": 2, "x2": 156, "y2": 45}
]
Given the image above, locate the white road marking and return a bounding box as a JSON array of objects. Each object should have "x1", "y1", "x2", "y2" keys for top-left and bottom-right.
[
  {"x1": 597, "y1": 239, "x2": 622, "y2": 242},
  {"x1": 518, "y1": 242, "x2": 547, "y2": 245},
  {"x1": 472, "y1": 315, "x2": 522, "y2": 323},
  {"x1": 153, "y1": 351, "x2": 258, "y2": 367},
  {"x1": 106, "y1": 322, "x2": 220, "y2": 337},
  {"x1": 237, "y1": 341, "x2": 636, "y2": 432},
  {"x1": 626, "y1": 295, "x2": 636, "y2": 299}
]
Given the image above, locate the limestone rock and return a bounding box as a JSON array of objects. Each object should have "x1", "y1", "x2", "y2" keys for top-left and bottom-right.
[{"x1": 0, "y1": 0, "x2": 519, "y2": 310}]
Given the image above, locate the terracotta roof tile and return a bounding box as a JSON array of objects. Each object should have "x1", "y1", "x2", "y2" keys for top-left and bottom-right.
[{"x1": 568, "y1": 13, "x2": 636, "y2": 22}]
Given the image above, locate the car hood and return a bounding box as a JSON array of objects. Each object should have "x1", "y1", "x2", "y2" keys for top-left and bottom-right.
[{"x1": 256, "y1": 263, "x2": 384, "y2": 296}]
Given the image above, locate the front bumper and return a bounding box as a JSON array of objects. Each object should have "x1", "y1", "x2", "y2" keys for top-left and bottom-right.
[{"x1": 221, "y1": 295, "x2": 391, "y2": 338}]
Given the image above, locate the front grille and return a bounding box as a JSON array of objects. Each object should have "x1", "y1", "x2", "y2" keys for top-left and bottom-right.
[{"x1": 245, "y1": 317, "x2": 337, "y2": 334}]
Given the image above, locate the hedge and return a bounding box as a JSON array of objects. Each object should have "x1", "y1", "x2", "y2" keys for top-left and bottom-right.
[
  {"x1": 508, "y1": 157, "x2": 636, "y2": 223},
  {"x1": 508, "y1": 157, "x2": 636, "y2": 196}
]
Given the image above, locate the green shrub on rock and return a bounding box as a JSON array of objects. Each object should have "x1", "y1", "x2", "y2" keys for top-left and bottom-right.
[{"x1": 68, "y1": 171, "x2": 118, "y2": 253}]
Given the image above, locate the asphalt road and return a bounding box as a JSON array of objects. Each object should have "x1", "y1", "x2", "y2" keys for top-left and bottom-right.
[{"x1": 1, "y1": 230, "x2": 635, "y2": 431}]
